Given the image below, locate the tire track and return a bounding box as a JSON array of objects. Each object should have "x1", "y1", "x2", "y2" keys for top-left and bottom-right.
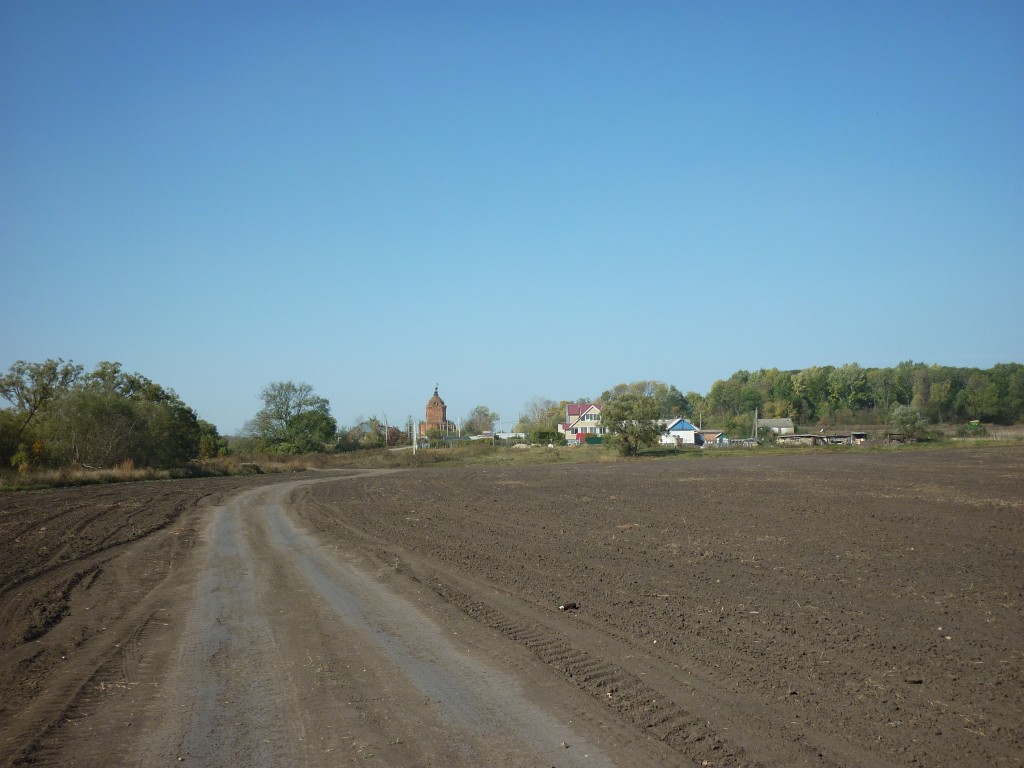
[
  {"x1": 431, "y1": 581, "x2": 751, "y2": 767},
  {"x1": 295, "y1": 483, "x2": 755, "y2": 766}
]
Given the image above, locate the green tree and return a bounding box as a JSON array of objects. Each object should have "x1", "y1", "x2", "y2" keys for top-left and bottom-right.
[
  {"x1": 516, "y1": 397, "x2": 567, "y2": 438},
  {"x1": 0, "y1": 409, "x2": 21, "y2": 468},
  {"x1": 699, "y1": 361, "x2": 1022, "y2": 430},
  {"x1": 965, "y1": 372, "x2": 1000, "y2": 421},
  {"x1": 706, "y1": 377, "x2": 742, "y2": 419},
  {"x1": 464, "y1": 405, "x2": 499, "y2": 435},
  {"x1": 198, "y1": 420, "x2": 228, "y2": 459},
  {"x1": 888, "y1": 404, "x2": 927, "y2": 439},
  {"x1": 243, "y1": 381, "x2": 336, "y2": 452},
  {"x1": 342, "y1": 417, "x2": 378, "y2": 449},
  {"x1": 36, "y1": 362, "x2": 202, "y2": 467},
  {"x1": 724, "y1": 411, "x2": 755, "y2": 441},
  {"x1": 600, "y1": 386, "x2": 664, "y2": 456},
  {"x1": 924, "y1": 367, "x2": 958, "y2": 423},
  {"x1": 685, "y1": 391, "x2": 708, "y2": 425},
  {"x1": 601, "y1": 381, "x2": 688, "y2": 418},
  {"x1": 288, "y1": 409, "x2": 339, "y2": 452},
  {"x1": 792, "y1": 366, "x2": 833, "y2": 423},
  {"x1": 893, "y1": 360, "x2": 919, "y2": 407},
  {"x1": 827, "y1": 363, "x2": 868, "y2": 414},
  {"x1": 867, "y1": 367, "x2": 898, "y2": 413},
  {"x1": 990, "y1": 363, "x2": 1024, "y2": 423},
  {"x1": 0, "y1": 358, "x2": 83, "y2": 440},
  {"x1": 42, "y1": 387, "x2": 144, "y2": 467}
]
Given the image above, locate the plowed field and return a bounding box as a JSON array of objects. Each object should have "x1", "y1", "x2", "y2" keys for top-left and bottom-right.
[{"x1": 1, "y1": 447, "x2": 1021, "y2": 766}]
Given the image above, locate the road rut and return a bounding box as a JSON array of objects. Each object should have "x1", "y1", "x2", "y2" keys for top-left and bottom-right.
[{"x1": 59, "y1": 472, "x2": 678, "y2": 767}]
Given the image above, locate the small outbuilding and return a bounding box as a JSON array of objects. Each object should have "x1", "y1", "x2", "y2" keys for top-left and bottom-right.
[
  {"x1": 777, "y1": 434, "x2": 826, "y2": 446},
  {"x1": 698, "y1": 430, "x2": 729, "y2": 446}
]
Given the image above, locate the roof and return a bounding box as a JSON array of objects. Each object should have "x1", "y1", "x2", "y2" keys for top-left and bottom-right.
[
  {"x1": 427, "y1": 385, "x2": 446, "y2": 406},
  {"x1": 757, "y1": 418, "x2": 794, "y2": 428},
  {"x1": 699, "y1": 430, "x2": 727, "y2": 438},
  {"x1": 666, "y1": 418, "x2": 698, "y2": 432},
  {"x1": 566, "y1": 402, "x2": 600, "y2": 418}
]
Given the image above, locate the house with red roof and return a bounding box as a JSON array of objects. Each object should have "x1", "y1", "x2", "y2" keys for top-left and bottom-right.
[{"x1": 558, "y1": 402, "x2": 608, "y2": 443}]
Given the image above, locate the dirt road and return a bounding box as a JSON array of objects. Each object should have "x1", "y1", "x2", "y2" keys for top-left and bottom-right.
[
  {"x1": 2, "y1": 447, "x2": 1022, "y2": 766},
  {"x1": 1, "y1": 471, "x2": 678, "y2": 767}
]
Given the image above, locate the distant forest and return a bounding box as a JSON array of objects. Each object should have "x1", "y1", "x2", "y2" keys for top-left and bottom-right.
[{"x1": 691, "y1": 361, "x2": 1023, "y2": 432}]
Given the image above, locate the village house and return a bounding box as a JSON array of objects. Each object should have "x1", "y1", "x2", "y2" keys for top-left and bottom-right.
[
  {"x1": 757, "y1": 417, "x2": 796, "y2": 435},
  {"x1": 558, "y1": 403, "x2": 607, "y2": 443},
  {"x1": 659, "y1": 417, "x2": 702, "y2": 446}
]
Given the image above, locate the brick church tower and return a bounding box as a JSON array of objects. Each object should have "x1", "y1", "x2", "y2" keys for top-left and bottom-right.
[{"x1": 419, "y1": 385, "x2": 456, "y2": 436}]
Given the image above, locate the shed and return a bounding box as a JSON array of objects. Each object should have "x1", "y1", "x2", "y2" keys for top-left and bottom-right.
[
  {"x1": 777, "y1": 434, "x2": 825, "y2": 446},
  {"x1": 698, "y1": 430, "x2": 729, "y2": 446}
]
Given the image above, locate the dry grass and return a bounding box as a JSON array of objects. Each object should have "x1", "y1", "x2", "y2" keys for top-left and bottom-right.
[
  {"x1": 0, "y1": 463, "x2": 176, "y2": 490},
  {"x1": 3, "y1": 433, "x2": 1021, "y2": 492}
]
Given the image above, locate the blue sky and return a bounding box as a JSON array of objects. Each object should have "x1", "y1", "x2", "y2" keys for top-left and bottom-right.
[{"x1": 2, "y1": 1, "x2": 1022, "y2": 434}]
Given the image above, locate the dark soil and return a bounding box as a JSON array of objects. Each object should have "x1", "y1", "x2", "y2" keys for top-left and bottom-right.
[
  {"x1": 292, "y1": 447, "x2": 1024, "y2": 767},
  {"x1": 1, "y1": 447, "x2": 1021, "y2": 766}
]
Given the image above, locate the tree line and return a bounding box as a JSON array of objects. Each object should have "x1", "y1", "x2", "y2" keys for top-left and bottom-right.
[
  {"x1": 3, "y1": 359, "x2": 1021, "y2": 471},
  {"x1": 514, "y1": 364, "x2": 1023, "y2": 451},
  {"x1": 696, "y1": 361, "x2": 1024, "y2": 435},
  {"x1": 0, "y1": 359, "x2": 225, "y2": 473},
  {"x1": 0, "y1": 364, "x2": 509, "y2": 471},
  {"x1": 234, "y1": 383, "x2": 503, "y2": 452}
]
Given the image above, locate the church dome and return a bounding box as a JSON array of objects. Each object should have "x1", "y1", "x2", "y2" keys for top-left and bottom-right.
[{"x1": 427, "y1": 386, "x2": 445, "y2": 408}]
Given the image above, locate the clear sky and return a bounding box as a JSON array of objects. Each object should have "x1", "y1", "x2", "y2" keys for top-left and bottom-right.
[{"x1": 2, "y1": 1, "x2": 1022, "y2": 434}]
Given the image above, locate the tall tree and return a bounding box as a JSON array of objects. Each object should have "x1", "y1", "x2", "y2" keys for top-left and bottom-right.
[
  {"x1": 827, "y1": 363, "x2": 868, "y2": 414},
  {"x1": 463, "y1": 405, "x2": 499, "y2": 435},
  {"x1": 243, "y1": 381, "x2": 336, "y2": 452},
  {"x1": 0, "y1": 358, "x2": 83, "y2": 439},
  {"x1": 792, "y1": 366, "x2": 833, "y2": 422},
  {"x1": 515, "y1": 397, "x2": 566, "y2": 441},
  {"x1": 600, "y1": 385, "x2": 664, "y2": 456},
  {"x1": 685, "y1": 391, "x2": 709, "y2": 427},
  {"x1": 991, "y1": 363, "x2": 1024, "y2": 423},
  {"x1": 965, "y1": 372, "x2": 1000, "y2": 421},
  {"x1": 30, "y1": 361, "x2": 202, "y2": 467},
  {"x1": 198, "y1": 420, "x2": 228, "y2": 459},
  {"x1": 599, "y1": 381, "x2": 688, "y2": 418},
  {"x1": 867, "y1": 367, "x2": 898, "y2": 412},
  {"x1": 44, "y1": 388, "x2": 144, "y2": 467}
]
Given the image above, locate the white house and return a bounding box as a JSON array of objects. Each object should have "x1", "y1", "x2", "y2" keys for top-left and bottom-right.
[
  {"x1": 659, "y1": 417, "x2": 702, "y2": 446},
  {"x1": 757, "y1": 418, "x2": 795, "y2": 435}
]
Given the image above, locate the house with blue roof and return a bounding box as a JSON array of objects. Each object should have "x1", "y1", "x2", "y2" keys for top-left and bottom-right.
[{"x1": 659, "y1": 417, "x2": 703, "y2": 446}]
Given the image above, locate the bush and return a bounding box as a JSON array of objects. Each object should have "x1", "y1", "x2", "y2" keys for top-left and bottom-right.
[
  {"x1": 888, "y1": 405, "x2": 927, "y2": 439},
  {"x1": 955, "y1": 422, "x2": 988, "y2": 437}
]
